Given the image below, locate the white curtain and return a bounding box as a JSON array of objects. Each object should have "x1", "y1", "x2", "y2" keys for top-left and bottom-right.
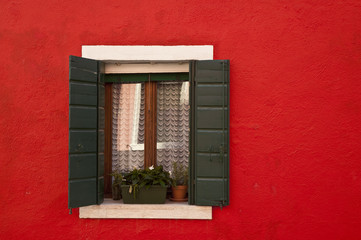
[
  {"x1": 112, "y1": 83, "x2": 145, "y2": 172},
  {"x1": 112, "y1": 81, "x2": 189, "y2": 173},
  {"x1": 156, "y1": 82, "x2": 189, "y2": 172}
]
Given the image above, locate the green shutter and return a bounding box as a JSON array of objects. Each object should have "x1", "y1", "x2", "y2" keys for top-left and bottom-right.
[
  {"x1": 190, "y1": 60, "x2": 230, "y2": 207},
  {"x1": 69, "y1": 56, "x2": 104, "y2": 210}
]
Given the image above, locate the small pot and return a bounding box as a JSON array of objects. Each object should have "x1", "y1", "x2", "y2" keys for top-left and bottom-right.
[
  {"x1": 112, "y1": 184, "x2": 121, "y2": 200},
  {"x1": 171, "y1": 185, "x2": 188, "y2": 201}
]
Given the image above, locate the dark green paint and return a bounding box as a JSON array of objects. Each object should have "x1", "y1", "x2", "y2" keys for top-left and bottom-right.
[
  {"x1": 188, "y1": 61, "x2": 196, "y2": 205},
  {"x1": 195, "y1": 179, "x2": 229, "y2": 206},
  {"x1": 98, "y1": 153, "x2": 104, "y2": 176},
  {"x1": 151, "y1": 73, "x2": 188, "y2": 81},
  {"x1": 70, "y1": 55, "x2": 98, "y2": 71},
  {"x1": 190, "y1": 60, "x2": 230, "y2": 207},
  {"x1": 196, "y1": 153, "x2": 228, "y2": 178},
  {"x1": 70, "y1": 68, "x2": 97, "y2": 82},
  {"x1": 69, "y1": 56, "x2": 105, "y2": 210},
  {"x1": 69, "y1": 154, "x2": 97, "y2": 179},
  {"x1": 98, "y1": 84, "x2": 105, "y2": 107},
  {"x1": 96, "y1": 61, "x2": 105, "y2": 206},
  {"x1": 105, "y1": 74, "x2": 148, "y2": 83},
  {"x1": 69, "y1": 179, "x2": 97, "y2": 208},
  {"x1": 121, "y1": 185, "x2": 168, "y2": 204},
  {"x1": 69, "y1": 82, "x2": 97, "y2": 106},
  {"x1": 97, "y1": 61, "x2": 105, "y2": 205},
  {"x1": 98, "y1": 108, "x2": 105, "y2": 129},
  {"x1": 98, "y1": 177, "x2": 104, "y2": 198},
  {"x1": 196, "y1": 85, "x2": 228, "y2": 106},
  {"x1": 196, "y1": 108, "x2": 228, "y2": 129},
  {"x1": 69, "y1": 130, "x2": 97, "y2": 153},
  {"x1": 98, "y1": 130, "x2": 104, "y2": 153},
  {"x1": 196, "y1": 130, "x2": 228, "y2": 153},
  {"x1": 104, "y1": 73, "x2": 188, "y2": 83},
  {"x1": 69, "y1": 107, "x2": 97, "y2": 129}
]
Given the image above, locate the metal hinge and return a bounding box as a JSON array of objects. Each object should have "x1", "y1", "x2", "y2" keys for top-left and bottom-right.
[{"x1": 212, "y1": 200, "x2": 226, "y2": 210}]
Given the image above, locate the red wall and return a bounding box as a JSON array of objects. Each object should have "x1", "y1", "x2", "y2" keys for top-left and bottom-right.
[{"x1": 1, "y1": 1, "x2": 361, "y2": 239}]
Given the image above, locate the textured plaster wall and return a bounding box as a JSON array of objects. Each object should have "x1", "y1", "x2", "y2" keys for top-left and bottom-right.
[{"x1": 1, "y1": 1, "x2": 361, "y2": 239}]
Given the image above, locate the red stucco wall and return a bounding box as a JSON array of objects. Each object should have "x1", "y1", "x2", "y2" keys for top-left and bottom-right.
[{"x1": 1, "y1": 1, "x2": 361, "y2": 239}]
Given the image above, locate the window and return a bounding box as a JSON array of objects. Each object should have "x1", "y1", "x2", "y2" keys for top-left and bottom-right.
[
  {"x1": 103, "y1": 74, "x2": 190, "y2": 197},
  {"x1": 68, "y1": 46, "x2": 230, "y2": 214}
]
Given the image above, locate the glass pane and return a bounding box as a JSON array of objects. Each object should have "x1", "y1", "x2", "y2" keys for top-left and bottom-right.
[
  {"x1": 112, "y1": 83, "x2": 145, "y2": 172},
  {"x1": 157, "y1": 81, "x2": 190, "y2": 172}
]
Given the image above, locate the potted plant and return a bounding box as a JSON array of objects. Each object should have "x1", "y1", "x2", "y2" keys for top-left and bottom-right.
[
  {"x1": 121, "y1": 165, "x2": 173, "y2": 204},
  {"x1": 110, "y1": 171, "x2": 123, "y2": 200},
  {"x1": 170, "y1": 162, "x2": 188, "y2": 202}
]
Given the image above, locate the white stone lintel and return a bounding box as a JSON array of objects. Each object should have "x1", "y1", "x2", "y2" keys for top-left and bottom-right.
[{"x1": 82, "y1": 45, "x2": 213, "y2": 61}]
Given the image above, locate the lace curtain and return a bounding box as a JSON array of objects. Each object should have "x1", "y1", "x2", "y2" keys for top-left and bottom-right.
[
  {"x1": 112, "y1": 83, "x2": 145, "y2": 171},
  {"x1": 112, "y1": 82, "x2": 189, "y2": 173},
  {"x1": 156, "y1": 82, "x2": 189, "y2": 171}
]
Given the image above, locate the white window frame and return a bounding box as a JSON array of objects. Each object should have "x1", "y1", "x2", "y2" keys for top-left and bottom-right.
[{"x1": 79, "y1": 45, "x2": 214, "y2": 220}]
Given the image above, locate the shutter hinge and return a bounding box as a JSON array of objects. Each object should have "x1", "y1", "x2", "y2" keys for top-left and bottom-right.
[
  {"x1": 212, "y1": 200, "x2": 226, "y2": 210},
  {"x1": 219, "y1": 201, "x2": 224, "y2": 210},
  {"x1": 69, "y1": 208, "x2": 72, "y2": 215}
]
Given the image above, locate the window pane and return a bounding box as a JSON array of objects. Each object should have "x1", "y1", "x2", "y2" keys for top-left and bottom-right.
[
  {"x1": 112, "y1": 83, "x2": 145, "y2": 172},
  {"x1": 157, "y1": 82, "x2": 190, "y2": 172}
]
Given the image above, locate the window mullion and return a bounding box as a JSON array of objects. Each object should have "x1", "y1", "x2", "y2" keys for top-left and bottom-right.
[
  {"x1": 104, "y1": 83, "x2": 113, "y2": 197},
  {"x1": 144, "y1": 80, "x2": 157, "y2": 168}
]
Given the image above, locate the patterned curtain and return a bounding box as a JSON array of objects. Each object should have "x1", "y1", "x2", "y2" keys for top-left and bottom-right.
[
  {"x1": 112, "y1": 81, "x2": 189, "y2": 173},
  {"x1": 112, "y1": 83, "x2": 145, "y2": 172},
  {"x1": 157, "y1": 82, "x2": 189, "y2": 171}
]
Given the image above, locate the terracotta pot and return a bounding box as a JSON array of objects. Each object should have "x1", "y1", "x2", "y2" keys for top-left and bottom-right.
[{"x1": 171, "y1": 185, "x2": 188, "y2": 200}]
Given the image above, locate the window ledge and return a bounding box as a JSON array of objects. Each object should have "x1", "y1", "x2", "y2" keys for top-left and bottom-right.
[{"x1": 79, "y1": 199, "x2": 212, "y2": 220}]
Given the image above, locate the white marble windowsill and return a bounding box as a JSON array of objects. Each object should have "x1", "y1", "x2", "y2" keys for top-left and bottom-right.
[{"x1": 79, "y1": 199, "x2": 212, "y2": 220}]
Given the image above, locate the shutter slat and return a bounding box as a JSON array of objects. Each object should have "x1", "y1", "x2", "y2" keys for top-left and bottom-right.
[
  {"x1": 191, "y1": 60, "x2": 230, "y2": 207},
  {"x1": 196, "y1": 153, "x2": 228, "y2": 177},
  {"x1": 196, "y1": 85, "x2": 228, "y2": 106},
  {"x1": 69, "y1": 82, "x2": 97, "y2": 106},
  {"x1": 69, "y1": 130, "x2": 97, "y2": 153},
  {"x1": 70, "y1": 55, "x2": 98, "y2": 71},
  {"x1": 69, "y1": 56, "x2": 104, "y2": 210},
  {"x1": 197, "y1": 108, "x2": 227, "y2": 129},
  {"x1": 69, "y1": 107, "x2": 97, "y2": 129},
  {"x1": 69, "y1": 179, "x2": 97, "y2": 208},
  {"x1": 70, "y1": 68, "x2": 97, "y2": 82},
  {"x1": 69, "y1": 154, "x2": 97, "y2": 179},
  {"x1": 196, "y1": 130, "x2": 228, "y2": 153}
]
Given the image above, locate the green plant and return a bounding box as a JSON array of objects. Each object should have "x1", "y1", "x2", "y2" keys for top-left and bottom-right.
[
  {"x1": 122, "y1": 165, "x2": 173, "y2": 198},
  {"x1": 110, "y1": 171, "x2": 123, "y2": 186},
  {"x1": 110, "y1": 171, "x2": 123, "y2": 200},
  {"x1": 171, "y1": 162, "x2": 188, "y2": 186}
]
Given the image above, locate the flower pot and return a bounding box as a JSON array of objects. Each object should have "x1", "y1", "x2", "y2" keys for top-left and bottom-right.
[
  {"x1": 112, "y1": 184, "x2": 121, "y2": 200},
  {"x1": 121, "y1": 185, "x2": 167, "y2": 204},
  {"x1": 171, "y1": 185, "x2": 188, "y2": 201}
]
